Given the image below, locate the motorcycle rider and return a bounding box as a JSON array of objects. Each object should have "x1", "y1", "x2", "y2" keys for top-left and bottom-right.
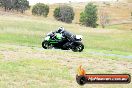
[
  {"x1": 54, "y1": 27, "x2": 76, "y2": 49},
  {"x1": 42, "y1": 26, "x2": 84, "y2": 52}
]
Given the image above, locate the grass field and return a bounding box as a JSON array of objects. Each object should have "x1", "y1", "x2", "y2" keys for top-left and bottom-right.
[
  {"x1": 0, "y1": 14, "x2": 132, "y2": 88},
  {"x1": 49, "y1": 2, "x2": 132, "y2": 24}
]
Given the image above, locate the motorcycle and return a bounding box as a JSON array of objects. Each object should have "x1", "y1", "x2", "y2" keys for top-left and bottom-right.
[{"x1": 42, "y1": 31, "x2": 84, "y2": 52}]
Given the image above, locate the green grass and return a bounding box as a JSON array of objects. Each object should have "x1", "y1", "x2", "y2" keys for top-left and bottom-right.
[
  {"x1": 0, "y1": 53, "x2": 4, "y2": 59},
  {"x1": 0, "y1": 59, "x2": 72, "y2": 88},
  {"x1": 0, "y1": 15, "x2": 132, "y2": 88},
  {"x1": 83, "y1": 32, "x2": 132, "y2": 52},
  {"x1": 0, "y1": 15, "x2": 132, "y2": 53},
  {"x1": 0, "y1": 15, "x2": 132, "y2": 60},
  {"x1": 0, "y1": 33, "x2": 41, "y2": 47}
]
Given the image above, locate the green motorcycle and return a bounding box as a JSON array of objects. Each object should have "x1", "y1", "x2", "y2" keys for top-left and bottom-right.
[{"x1": 42, "y1": 32, "x2": 84, "y2": 52}]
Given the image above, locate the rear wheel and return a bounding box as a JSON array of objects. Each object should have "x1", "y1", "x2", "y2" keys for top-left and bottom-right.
[
  {"x1": 72, "y1": 42, "x2": 84, "y2": 52},
  {"x1": 42, "y1": 41, "x2": 53, "y2": 49}
]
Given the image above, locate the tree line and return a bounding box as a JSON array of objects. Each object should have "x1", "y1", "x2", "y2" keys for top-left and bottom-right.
[
  {"x1": 0, "y1": 1, "x2": 110, "y2": 28},
  {"x1": 32, "y1": 3, "x2": 100, "y2": 28},
  {"x1": 0, "y1": 0, "x2": 29, "y2": 13}
]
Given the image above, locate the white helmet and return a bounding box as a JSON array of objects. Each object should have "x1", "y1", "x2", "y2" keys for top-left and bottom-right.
[{"x1": 58, "y1": 27, "x2": 64, "y2": 33}]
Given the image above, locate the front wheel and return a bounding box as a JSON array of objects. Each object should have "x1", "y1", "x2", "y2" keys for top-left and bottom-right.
[
  {"x1": 42, "y1": 41, "x2": 53, "y2": 49},
  {"x1": 71, "y1": 42, "x2": 84, "y2": 52}
]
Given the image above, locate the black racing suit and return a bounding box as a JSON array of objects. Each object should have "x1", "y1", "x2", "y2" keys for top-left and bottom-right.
[
  {"x1": 62, "y1": 30, "x2": 75, "y2": 42},
  {"x1": 57, "y1": 30, "x2": 75, "y2": 49}
]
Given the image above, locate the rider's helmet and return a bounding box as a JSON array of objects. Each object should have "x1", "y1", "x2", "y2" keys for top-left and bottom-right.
[{"x1": 57, "y1": 26, "x2": 64, "y2": 33}]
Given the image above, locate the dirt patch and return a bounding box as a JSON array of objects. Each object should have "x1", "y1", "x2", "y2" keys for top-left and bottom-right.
[
  {"x1": 0, "y1": 44, "x2": 132, "y2": 88},
  {"x1": 1, "y1": 44, "x2": 132, "y2": 75}
]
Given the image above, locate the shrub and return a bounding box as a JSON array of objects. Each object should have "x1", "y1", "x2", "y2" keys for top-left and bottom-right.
[
  {"x1": 54, "y1": 5, "x2": 74, "y2": 23},
  {"x1": 54, "y1": 7, "x2": 61, "y2": 20},
  {"x1": 32, "y1": 3, "x2": 49, "y2": 17},
  {"x1": 0, "y1": 0, "x2": 29, "y2": 13},
  {"x1": 103, "y1": 2, "x2": 111, "y2": 6},
  {"x1": 15, "y1": 0, "x2": 30, "y2": 13},
  {"x1": 80, "y1": 3, "x2": 98, "y2": 28},
  {"x1": 99, "y1": 10, "x2": 110, "y2": 28}
]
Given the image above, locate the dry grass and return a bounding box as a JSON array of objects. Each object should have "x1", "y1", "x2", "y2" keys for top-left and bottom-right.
[
  {"x1": 0, "y1": 43, "x2": 132, "y2": 88},
  {"x1": 0, "y1": 3, "x2": 132, "y2": 87},
  {"x1": 1, "y1": 2, "x2": 131, "y2": 27},
  {"x1": 48, "y1": 2, "x2": 132, "y2": 24}
]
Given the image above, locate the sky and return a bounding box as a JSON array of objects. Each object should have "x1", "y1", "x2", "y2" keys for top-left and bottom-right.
[{"x1": 27, "y1": 0, "x2": 117, "y2": 5}]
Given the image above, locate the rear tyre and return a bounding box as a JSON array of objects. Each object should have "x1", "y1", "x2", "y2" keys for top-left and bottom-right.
[
  {"x1": 72, "y1": 42, "x2": 84, "y2": 52},
  {"x1": 42, "y1": 41, "x2": 53, "y2": 49}
]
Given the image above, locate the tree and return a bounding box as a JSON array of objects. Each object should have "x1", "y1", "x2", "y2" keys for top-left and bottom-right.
[
  {"x1": 32, "y1": 3, "x2": 49, "y2": 17},
  {"x1": 54, "y1": 7, "x2": 61, "y2": 20},
  {"x1": 99, "y1": 10, "x2": 110, "y2": 28},
  {"x1": 80, "y1": 3, "x2": 98, "y2": 28},
  {"x1": 0, "y1": 0, "x2": 9, "y2": 11},
  {"x1": 14, "y1": 0, "x2": 29, "y2": 13},
  {"x1": 0, "y1": 0, "x2": 29, "y2": 13},
  {"x1": 54, "y1": 5, "x2": 74, "y2": 23}
]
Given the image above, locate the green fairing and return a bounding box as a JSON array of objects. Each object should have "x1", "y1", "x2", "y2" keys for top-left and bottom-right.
[
  {"x1": 56, "y1": 33, "x2": 62, "y2": 40},
  {"x1": 50, "y1": 42, "x2": 58, "y2": 43},
  {"x1": 46, "y1": 33, "x2": 62, "y2": 43}
]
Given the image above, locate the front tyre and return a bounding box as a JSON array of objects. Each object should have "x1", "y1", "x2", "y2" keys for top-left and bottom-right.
[
  {"x1": 72, "y1": 42, "x2": 84, "y2": 52},
  {"x1": 42, "y1": 41, "x2": 53, "y2": 49}
]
